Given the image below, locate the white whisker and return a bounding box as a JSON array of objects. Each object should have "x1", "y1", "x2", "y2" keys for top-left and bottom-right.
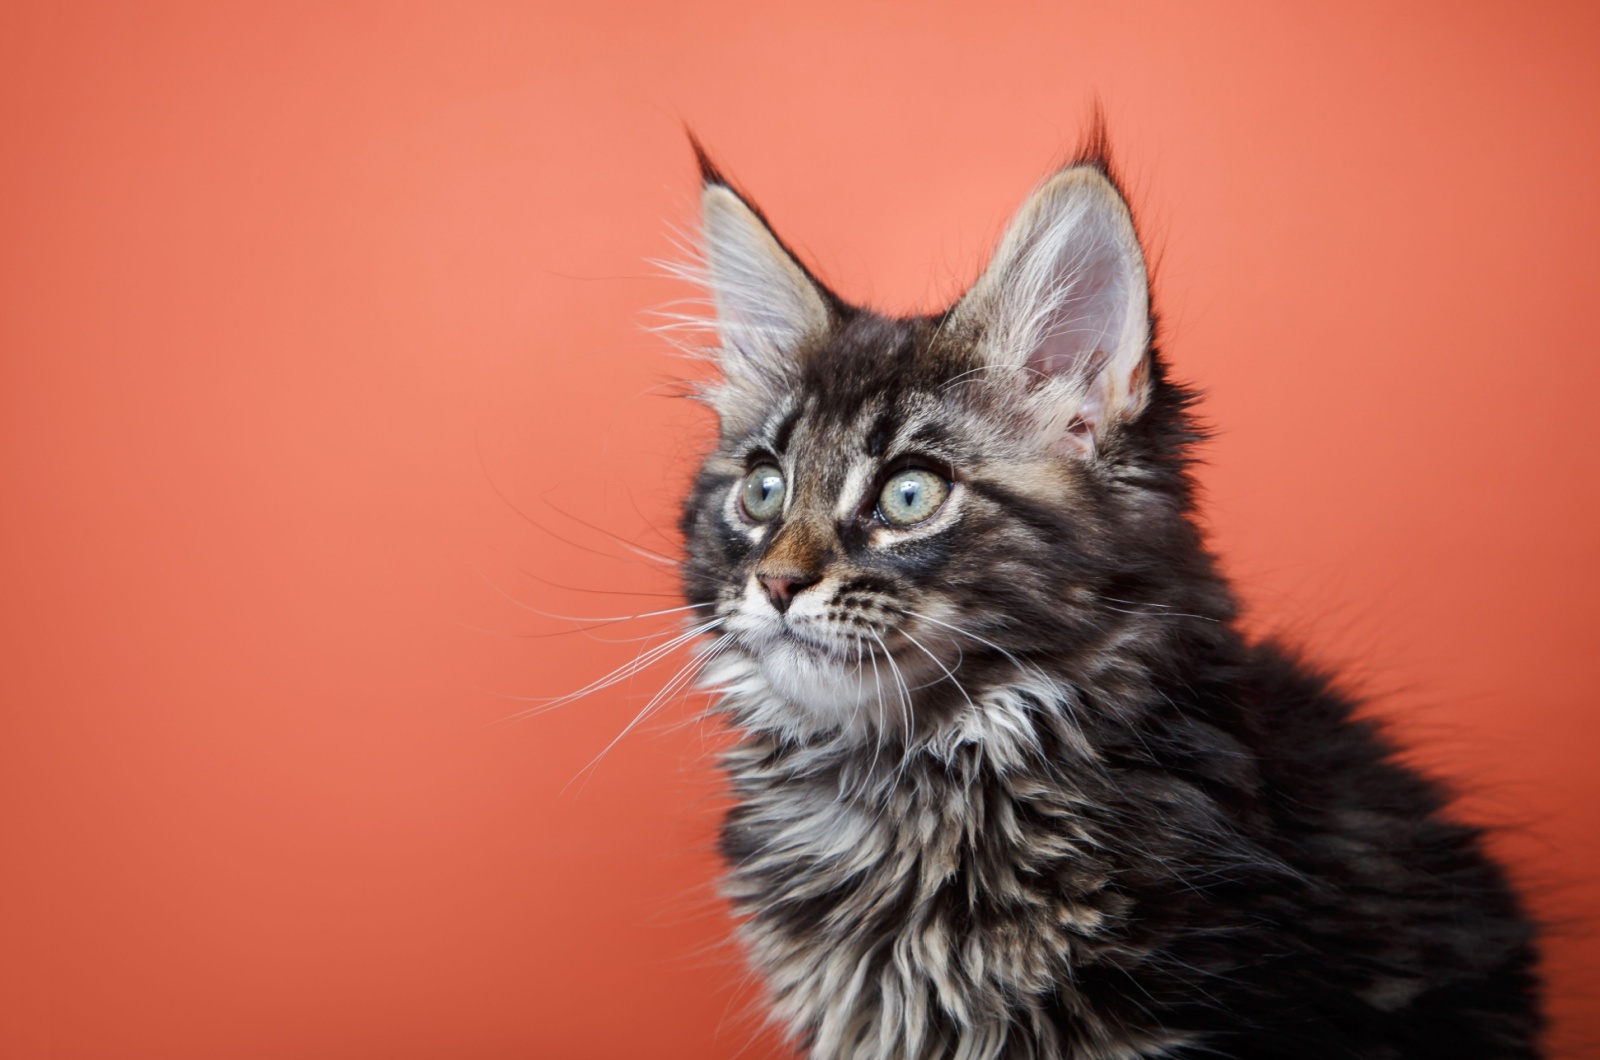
[
  {"x1": 1101, "y1": 596, "x2": 1219, "y2": 623},
  {"x1": 493, "y1": 619, "x2": 722, "y2": 722},
  {"x1": 566, "y1": 633, "x2": 736, "y2": 789},
  {"x1": 895, "y1": 626, "x2": 975, "y2": 713}
]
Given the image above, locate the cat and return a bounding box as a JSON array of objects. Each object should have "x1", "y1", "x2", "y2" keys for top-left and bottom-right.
[{"x1": 669, "y1": 128, "x2": 1542, "y2": 1060}]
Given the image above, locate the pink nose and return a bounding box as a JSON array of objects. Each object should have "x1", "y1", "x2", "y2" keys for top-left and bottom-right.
[{"x1": 759, "y1": 573, "x2": 819, "y2": 614}]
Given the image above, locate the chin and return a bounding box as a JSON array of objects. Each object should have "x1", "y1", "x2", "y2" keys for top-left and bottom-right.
[{"x1": 702, "y1": 627, "x2": 923, "y2": 742}]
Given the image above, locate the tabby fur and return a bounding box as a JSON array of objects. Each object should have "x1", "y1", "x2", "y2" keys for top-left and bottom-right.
[{"x1": 671, "y1": 132, "x2": 1541, "y2": 1060}]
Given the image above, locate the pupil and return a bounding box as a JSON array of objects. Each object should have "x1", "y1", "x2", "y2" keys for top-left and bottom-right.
[{"x1": 901, "y1": 482, "x2": 917, "y2": 505}]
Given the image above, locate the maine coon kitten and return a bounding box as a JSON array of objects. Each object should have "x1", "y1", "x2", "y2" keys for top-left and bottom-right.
[{"x1": 670, "y1": 134, "x2": 1542, "y2": 1060}]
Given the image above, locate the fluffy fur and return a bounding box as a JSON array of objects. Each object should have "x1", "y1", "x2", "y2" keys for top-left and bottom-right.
[{"x1": 671, "y1": 134, "x2": 1542, "y2": 1060}]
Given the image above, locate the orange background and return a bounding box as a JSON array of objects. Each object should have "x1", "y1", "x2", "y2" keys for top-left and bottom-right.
[{"x1": 2, "y1": 3, "x2": 1597, "y2": 1057}]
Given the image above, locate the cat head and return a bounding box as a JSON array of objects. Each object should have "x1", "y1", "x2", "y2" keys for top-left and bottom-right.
[{"x1": 677, "y1": 141, "x2": 1216, "y2": 744}]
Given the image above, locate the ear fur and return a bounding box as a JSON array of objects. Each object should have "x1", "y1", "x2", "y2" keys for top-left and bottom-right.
[
  {"x1": 701, "y1": 184, "x2": 830, "y2": 368},
  {"x1": 953, "y1": 163, "x2": 1152, "y2": 453},
  {"x1": 692, "y1": 143, "x2": 831, "y2": 427}
]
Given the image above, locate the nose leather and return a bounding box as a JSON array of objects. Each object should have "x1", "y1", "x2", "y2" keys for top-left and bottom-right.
[{"x1": 760, "y1": 573, "x2": 820, "y2": 614}]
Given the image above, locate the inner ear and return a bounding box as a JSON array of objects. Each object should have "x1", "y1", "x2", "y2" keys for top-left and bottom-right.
[
  {"x1": 954, "y1": 165, "x2": 1152, "y2": 445},
  {"x1": 700, "y1": 183, "x2": 831, "y2": 377},
  {"x1": 695, "y1": 177, "x2": 834, "y2": 436},
  {"x1": 1028, "y1": 246, "x2": 1130, "y2": 382}
]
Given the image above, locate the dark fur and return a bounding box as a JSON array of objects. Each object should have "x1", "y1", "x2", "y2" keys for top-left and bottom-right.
[{"x1": 673, "y1": 138, "x2": 1541, "y2": 1059}]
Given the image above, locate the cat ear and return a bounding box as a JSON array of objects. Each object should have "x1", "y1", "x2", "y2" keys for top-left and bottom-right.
[
  {"x1": 698, "y1": 170, "x2": 831, "y2": 399},
  {"x1": 954, "y1": 164, "x2": 1152, "y2": 452}
]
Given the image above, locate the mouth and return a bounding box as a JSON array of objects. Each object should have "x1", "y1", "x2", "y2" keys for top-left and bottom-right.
[
  {"x1": 719, "y1": 596, "x2": 914, "y2": 667},
  {"x1": 768, "y1": 618, "x2": 914, "y2": 665},
  {"x1": 766, "y1": 621, "x2": 850, "y2": 657}
]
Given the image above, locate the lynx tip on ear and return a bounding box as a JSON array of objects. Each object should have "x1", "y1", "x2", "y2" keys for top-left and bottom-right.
[{"x1": 685, "y1": 127, "x2": 728, "y2": 188}]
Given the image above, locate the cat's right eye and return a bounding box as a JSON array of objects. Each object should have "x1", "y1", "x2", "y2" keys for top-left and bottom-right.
[{"x1": 740, "y1": 465, "x2": 786, "y2": 522}]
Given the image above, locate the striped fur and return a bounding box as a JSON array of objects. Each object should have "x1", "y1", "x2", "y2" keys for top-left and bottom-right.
[{"x1": 672, "y1": 141, "x2": 1542, "y2": 1059}]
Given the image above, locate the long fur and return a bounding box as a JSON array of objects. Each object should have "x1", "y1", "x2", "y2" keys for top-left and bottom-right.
[{"x1": 670, "y1": 135, "x2": 1542, "y2": 1060}]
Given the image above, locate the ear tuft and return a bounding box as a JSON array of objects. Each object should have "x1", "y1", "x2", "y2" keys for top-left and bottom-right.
[
  {"x1": 686, "y1": 127, "x2": 729, "y2": 189},
  {"x1": 1066, "y1": 99, "x2": 1114, "y2": 178}
]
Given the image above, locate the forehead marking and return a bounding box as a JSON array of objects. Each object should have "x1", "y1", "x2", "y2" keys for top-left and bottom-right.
[
  {"x1": 772, "y1": 407, "x2": 801, "y2": 453},
  {"x1": 866, "y1": 408, "x2": 895, "y2": 458},
  {"x1": 834, "y1": 458, "x2": 877, "y2": 521}
]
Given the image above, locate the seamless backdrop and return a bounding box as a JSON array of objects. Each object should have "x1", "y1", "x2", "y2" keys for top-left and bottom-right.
[{"x1": 2, "y1": 2, "x2": 1597, "y2": 1058}]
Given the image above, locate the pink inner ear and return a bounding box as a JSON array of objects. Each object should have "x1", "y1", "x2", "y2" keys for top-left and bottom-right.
[{"x1": 1023, "y1": 248, "x2": 1126, "y2": 392}]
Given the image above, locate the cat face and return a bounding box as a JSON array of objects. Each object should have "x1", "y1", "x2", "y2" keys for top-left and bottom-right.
[{"x1": 678, "y1": 156, "x2": 1196, "y2": 742}]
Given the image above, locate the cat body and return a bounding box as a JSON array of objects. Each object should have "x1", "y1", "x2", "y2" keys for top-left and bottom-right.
[{"x1": 673, "y1": 137, "x2": 1541, "y2": 1059}]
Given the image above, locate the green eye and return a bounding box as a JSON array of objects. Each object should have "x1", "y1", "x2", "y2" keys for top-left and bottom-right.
[
  {"x1": 878, "y1": 468, "x2": 950, "y2": 527},
  {"x1": 741, "y1": 465, "x2": 786, "y2": 522}
]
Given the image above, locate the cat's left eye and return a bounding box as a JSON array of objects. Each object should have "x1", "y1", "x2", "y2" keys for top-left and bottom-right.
[{"x1": 877, "y1": 469, "x2": 950, "y2": 527}]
